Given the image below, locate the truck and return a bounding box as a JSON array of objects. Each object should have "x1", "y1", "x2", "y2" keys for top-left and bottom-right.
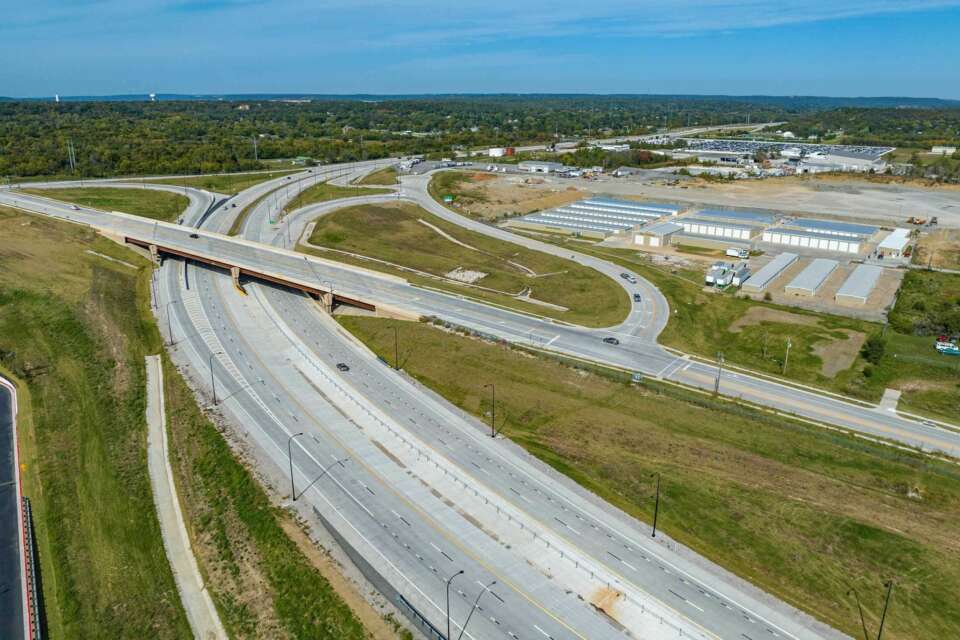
[{"x1": 725, "y1": 247, "x2": 749, "y2": 259}]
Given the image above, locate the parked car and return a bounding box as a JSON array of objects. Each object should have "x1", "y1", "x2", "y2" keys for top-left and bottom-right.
[
  {"x1": 336, "y1": 362, "x2": 350, "y2": 372},
  {"x1": 603, "y1": 337, "x2": 620, "y2": 345}
]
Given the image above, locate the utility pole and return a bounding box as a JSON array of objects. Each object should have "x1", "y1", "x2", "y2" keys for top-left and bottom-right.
[
  {"x1": 393, "y1": 325, "x2": 400, "y2": 370},
  {"x1": 483, "y1": 383, "x2": 496, "y2": 437},
  {"x1": 252, "y1": 136, "x2": 259, "y2": 161},
  {"x1": 714, "y1": 351, "x2": 724, "y2": 394},
  {"x1": 445, "y1": 569, "x2": 464, "y2": 640},
  {"x1": 650, "y1": 472, "x2": 661, "y2": 538},
  {"x1": 782, "y1": 337, "x2": 792, "y2": 375},
  {"x1": 287, "y1": 432, "x2": 304, "y2": 501},
  {"x1": 877, "y1": 581, "x2": 894, "y2": 640}
]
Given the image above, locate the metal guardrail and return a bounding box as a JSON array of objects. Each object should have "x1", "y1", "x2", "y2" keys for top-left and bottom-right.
[{"x1": 21, "y1": 497, "x2": 42, "y2": 640}]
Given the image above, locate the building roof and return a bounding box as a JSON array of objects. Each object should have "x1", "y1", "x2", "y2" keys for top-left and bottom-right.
[
  {"x1": 836, "y1": 265, "x2": 883, "y2": 301},
  {"x1": 786, "y1": 218, "x2": 878, "y2": 237},
  {"x1": 763, "y1": 227, "x2": 864, "y2": 243},
  {"x1": 639, "y1": 221, "x2": 682, "y2": 236},
  {"x1": 583, "y1": 198, "x2": 682, "y2": 214},
  {"x1": 696, "y1": 208, "x2": 776, "y2": 225},
  {"x1": 785, "y1": 259, "x2": 838, "y2": 293},
  {"x1": 679, "y1": 217, "x2": 761, "y2": 232},
  {"x1": 518, "y1": 160, "x2": 565, "y2": 169},
  {"x1": 743, "y1": 252, "x2": 799, "y2": 290},
  {"x1": 877, "y1": 228, "x2": 911, "y2": 252}
]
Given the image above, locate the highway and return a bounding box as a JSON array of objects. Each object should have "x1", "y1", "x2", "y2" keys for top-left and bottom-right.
[{"x1": 1, "y1": 161, "x2": 952, "y2": 639}]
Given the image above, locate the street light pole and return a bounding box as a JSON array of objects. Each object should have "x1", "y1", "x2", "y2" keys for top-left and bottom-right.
[
  {"x1": 650, "y1": 472, "x2": 661, "y2": 538},
  {"x1": 783, "y1": 337, "x2": 792, "y2": 375},
  {"x1": 208, "y1": 351, "x2": 223, "y2": 405},
  {"x1": 847, "y1": 587, "x2": 870, "y2": 640},
  {"x1": 165, "y1": 299, "x2": 179, "y2": 346},
  {"x1": 287, "y1": 432, "x2": 304, "y2": 501},
  {"x1": 483, "y1": 383, "x2": 496, "y2": 437},
  {"x1": 877, "y1": 580, "x2": 894, "y2": 640},
  {"x1": 456, "y1": 580, "x2": 496, "y2": 640},
  {"x1": 714, "y1": 351, "x2": 724, "y2": 394},
  {"x1": 445, "y1": 569, "x2": 464, "y2": 640}
]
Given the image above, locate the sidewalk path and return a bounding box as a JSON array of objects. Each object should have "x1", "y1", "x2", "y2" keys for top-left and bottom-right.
[{"x1": 145, "y1": 355, "x2": 227, "y2": 640}]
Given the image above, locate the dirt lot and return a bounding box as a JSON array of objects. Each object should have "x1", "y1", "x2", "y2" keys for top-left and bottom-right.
[
  {"x1": 450, "y1": 173, "x2": 585, "y2": 219},
  {"x1": 553, "y1": 173, "x2": 960, "y2": 229},
  {"x1": 913, "y1": 228, "x2": 960, "y2": 269}
]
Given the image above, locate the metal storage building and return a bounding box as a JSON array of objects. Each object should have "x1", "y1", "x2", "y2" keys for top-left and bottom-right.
[
  {"x1": 678, "y1": 217, "x2": 760, "y2": 241},
  {"x1": 835, "y1": 265, "x2": 883, "y2": 304},
  {"x1": 877, "y1": 228, "x2": 911, "y2": 258},
  {"x1": 742, "y1": 252, "x2": 799, "y2": 292},
  {"x1": 784, "y1": 258, "x2": 838, "y2": 295},
  {"x1": 761, "y1": 228, "x2": 861, "y2": 254},
  {"x1": 635, "y1": 221, "x2": 682, "y2": 247},
  {"x1": 518, "y1": 161, "x2": 566, "y2": 173},
  {"x1": 696, "y1": 208, "x2": 776, "y2": 225},
  {"x1": 785, "y1": 218, "x2": 877, "y2": 238},
  {"x1": 513, "y1": 198, "x2": 682, "y2": 238},
  {"x1": 580, "y1": 198, "x2": 682, "y2": 217}
]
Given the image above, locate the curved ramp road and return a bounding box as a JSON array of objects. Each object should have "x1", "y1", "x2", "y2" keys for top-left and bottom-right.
[{"x1": 0, "y1": 377, "x2": 27, "y2": 640}]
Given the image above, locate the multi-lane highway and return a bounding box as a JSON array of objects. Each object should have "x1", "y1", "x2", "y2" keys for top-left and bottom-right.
[{"x1": 1, "y1": 160, "x2": 953, "y2": 639}]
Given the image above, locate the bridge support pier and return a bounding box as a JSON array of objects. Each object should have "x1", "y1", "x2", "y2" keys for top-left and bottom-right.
[
  {"x1": 149, "y1": 244, "x2": 159, "y2": 264},
  {"x1": 321, "y1": 292, "x2": 334, "y2": 314},
  {"x1": 230, "y1": 266, "x2": 246, "y2": 295}
]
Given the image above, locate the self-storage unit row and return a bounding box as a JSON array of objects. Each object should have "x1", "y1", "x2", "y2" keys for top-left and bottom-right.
[
  {"x1": 835, "y1": 265, "x2": 883, "y2": 304},
  {"x1": 784, "y1": 258, "x2": 838, "y2": 295},
  {"x1": 678, "y1": 217, "x2": 759, "y2": 241},
  {"x1": 761, "y1": 229, "x2": 861, "y2": 254},
  {"x1": 742, "y1": 252, "x2": 799, "y2": 292}
]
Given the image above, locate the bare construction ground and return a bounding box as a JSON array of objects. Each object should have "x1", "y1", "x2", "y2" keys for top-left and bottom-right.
[
  {"x1": 473, "y1": 172, "x2": 960, "y2": 228},
  {"x1": 913, "y1": 228, "x2": 960, "y2": 269},
  {"x1": 442, "y1": 172, "x2": 584, "y2": 220}
]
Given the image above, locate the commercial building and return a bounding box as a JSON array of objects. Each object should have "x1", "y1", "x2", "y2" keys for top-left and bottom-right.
[
  {"x1": 488, "y1": 147, "x2": 515, "y2": 157},
  {"x1": 835, "y1": 265, "x2": 883, "y2": 304},
  {"x1": 677, "y1": 217, "x2": 761, "y2": 241},
  {"x1": 931, "y1": 146, "x2": 957, "y2": 156},
  {"x1": 784, "y1": 259, "x2": 838, "y2": 296},
  {"x1": 877, "y1": 228, "x2": 911, "y2": 258},
  {"x1": 742, "y1": 252, "x2": 799, "y2": 292},
  {"x1": 513, "y1": 198, "x2": 678, "y2": 238},
  {"x1": 761, "y1": 228, "x2": 862, "y2": 254},
  {"x1": 518, "y1": 161, "x2": 566, "y2": 173},
  {"x1": 634, "y1": 221, "x2": 682, "y2": 247},
  {"x1": 783, "y1": 218, "x2": 877, "y2": 239}
]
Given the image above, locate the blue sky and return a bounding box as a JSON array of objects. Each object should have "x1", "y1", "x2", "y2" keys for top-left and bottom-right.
[{"x1": 2, "y1": 0, "x2": 960, "y2": 98}]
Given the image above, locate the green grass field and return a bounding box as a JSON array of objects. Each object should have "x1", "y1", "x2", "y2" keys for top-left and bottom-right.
[
  {"x1": 0, "y1": 206, "x2": 389, "y2": 638},
  {"x1": 25, "y1": 186, "x2": 189, "y2": 221},
  {"x1": 283, "y1": 180, "x2": 391, "y2": 215},
  {"x1": 0, "y1": 207, "x2": 191, "y2": 638},
  {"x1": 339, "y1": 316, "x2": 960, "y2": 640},
  {"x1": 356, "y1": 166, "x2": 399, "y2": 185},
  {"x1": 147, "y1": 170, "x2": 301, "y2": 195},
  {"x1": 303, "y1": 201, "x2": 630, "y2": 326},
  {"x1": 535, "y1": 239, "x2": 960, "y2": 420}
]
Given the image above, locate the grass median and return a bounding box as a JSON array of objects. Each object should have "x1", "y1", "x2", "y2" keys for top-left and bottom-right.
[
  {"x1": 147, "y1": 170, "x2": 301, "y2": 195},
  {"x1": 302, "y1": 201, "x2": 630, "y2": 327},
  {"x1": 355, "y1": 167, "x2": 399, "y2": 185},
  {"x1": 24, "y1": 186, "x2": 189, "y2": 221},
  {"x1": 339, "y1": 315, "x2": 960, "y2": 640}
]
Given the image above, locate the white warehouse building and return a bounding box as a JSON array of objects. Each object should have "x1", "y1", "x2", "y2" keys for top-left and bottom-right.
[
  {"x1": 761, "y1": 229, "x2": 862, "y2": 254},
  {"x1": 678, "y1": 217, "x2": 759, "y2": 241}
]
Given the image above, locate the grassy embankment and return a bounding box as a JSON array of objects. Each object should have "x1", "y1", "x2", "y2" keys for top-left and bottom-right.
[
  {"x1": 0, "y1": 207, "x2": 191, "y2": 638},
  {"x1": 0, "y1": 206, "x2": 397, "y2": 639},
  {"x1": 340, "y1": 315, "x2": 960, "y2": 640},
  {"x1": 24, "y1": 186, "x2": 189, "y2": 221},
  {"x1": 301, "y1": 201, "x2": 630, "y2": 327},
  {"x1": 283, "y1": 180, "x2": 391, "y2": 215},
  {"x1": 147, "y1": 169, "x2": 301, "y2": 195},
  {"x1": 355, "y1": 167, "x2": 399, "y2": 185},
  {"x1": 522, "y1": 236, "x2": 960, "y2": 421}
]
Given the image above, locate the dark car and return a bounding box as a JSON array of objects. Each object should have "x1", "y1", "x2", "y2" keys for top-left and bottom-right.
[
  {"x1": 189, "y1": 233, "x2": 199, "y2": 239},
  {"x1": 603, "y1": 337, "x2": 620, "y2": 345},
  {"x1": 336, "y1": 362, "x2": 350, "y2": 372},
  {"x1": 231, "y1": 203, "x2": 237, "y2": 208},
  {"x1": 633, "y1": 293, "x2": 642, "y2": 303}
]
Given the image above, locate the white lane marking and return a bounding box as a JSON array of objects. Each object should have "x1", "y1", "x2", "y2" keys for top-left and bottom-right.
[{"x1": 545, "y1": 334, "x2": 561, "y2": 346}]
